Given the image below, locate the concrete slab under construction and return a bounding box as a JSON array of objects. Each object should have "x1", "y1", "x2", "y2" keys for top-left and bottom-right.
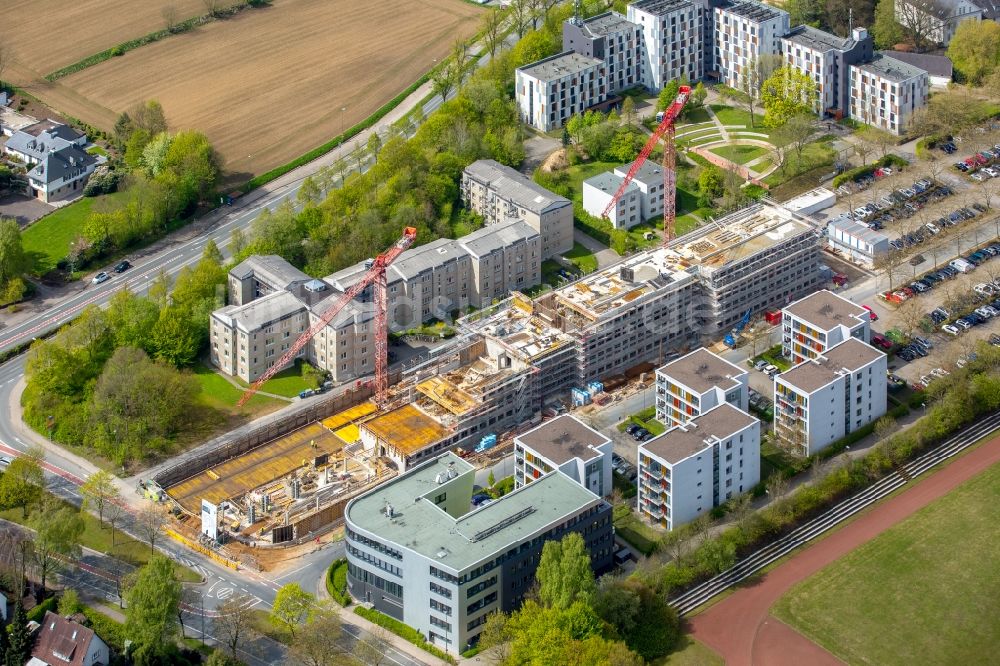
[
  {"x1": 361, "y1": 403, "x2": 451, "y2": 456},
  {"x1": 165, "y1": 423, "x2": 343, "y2": 514}
]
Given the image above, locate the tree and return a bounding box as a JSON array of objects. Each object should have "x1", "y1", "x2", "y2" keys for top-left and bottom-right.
[
  {"x1": 657, "y1": 79, "x2": 680, "y2": 112},
  {"x1": 203, "y1": 238, "x2": 224, "y2": 264},
  {"x1": 136, "y1": 501, "x2": 167, "y2": 555},
  {"x1": 740, "y1": 54, "x2": 784, "y2": 127},
  {"x1": 537, "y1": 532, "x2": 596, "y2": 610},
  {"x1": 874, "y1": 414, "x2": 898, "y2": 441},
  {"x1": 621, "y1": 97, "x2": 636, "y2": 126},
  {"x1": 162, "y1": 5, "x2": 179, "y2": 31},
  {"x1": 509, "y1": 0, "x2": 531, "y2": 37},
  {"x1": 432, "y1": 66, "x2": 456, "y2": 104},
  {"x1": 80, "y1": 469, "x2": 121, "y2": 525},
  {"x1": 477, "y1": 611, "x2": 512, "y2": 665},
  {"x1": 130, "y1": 100, "x2": 168, "y2": 136},
  {"x1": 203, "y1": 0, "x2": 224, "y2": 16},
  {"x1": 596, "y1": 579, "x2": 679, "y2": 660},
  {"x1": 124, "y1": 555, "x2": 182, "y2": 657},
  {"x1": 0, "y1": 447, "x2": 45, "y2": 518},
  {"x1": 697, "y1": 165, "x2": 724, "y2": 206},
  {"x1": 205, "y1": 652, "x2": 248, "y2": 666},
  {"x1": 853, "y1": 140, "x2": 874, "y2": 167},
  {"x1": 215, "y1": 592, "x2": 257, "y2": 658},
  {"x1": 895, "y1": 0, "x2": 943, "y2": 50},
  {"x1": 772, "y1": 114, "x2": 815, "y2": 170},
  {"x1": 689, "y1": 81, "x2": 707, "y2": 109},
  {"x1": 0, "y1": 218, "x2": 28, "y2": 298},
  {"x1": 482, "y1": 9, "x2": 505, "y2": 58},
  {"x1": 290, "y1": 602, "x2": 347, "y2": 666},
  {"x1": 786, "y1": 0, "x2": 823, "y2": 27},
  {"x1": 948, "y1": 20, "x2": 1000, "y2": 85},
  {"x1": 59, "y1": 588, "x2": 83, "y2": 616},
  {"x1": 761, "y1": 67, "x2": 819, "y2": 128},
  {"x1": 31, "y1": 498, "x2": 85, "y2": 598},
  {"x1": 859, "y1": 126, "x2": 899, "y2": 160},
  {"x1": 874, "y1": 248, "x2": 906, "y2": 291},
  {"x1": 270, "y1": 583, "x2": 314, "y2": 639},
  {"x1": 7, "y1": 600, "x2": 30, "y2": 666},
  {"x1": 872, "y1": 0, "x2": 906, "y2": 48}
]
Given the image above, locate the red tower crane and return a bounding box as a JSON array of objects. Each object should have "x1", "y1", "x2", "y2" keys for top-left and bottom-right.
[
  {"x1": 601, "y1": 85, "x2": 691, "y2": 243},
  {"x1": 237, "y1": 227, "x2": 418, "y2": 408}
]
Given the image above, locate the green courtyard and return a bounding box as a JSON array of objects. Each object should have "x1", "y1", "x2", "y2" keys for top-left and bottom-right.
[{"x1": 773, "y1": 461, "x2": 1000, "y2": 665}]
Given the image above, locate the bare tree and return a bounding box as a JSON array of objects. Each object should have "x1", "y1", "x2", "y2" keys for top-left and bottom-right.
[
  {"x1": 136, "y1": 501, "x2": 167, "y2": 555},
  {"x1": 874, "y1": 248, "x2": 907, "y2": 291},
  {"x1": 739, "y1": 54, "x2": 783, "y2": 127},
  {"x1": 895, "y1": 0, "x2": 943, "y2": 50},
  {"x1": 202, "y1": 0, "x2": 224, "y2": 17},
  {"x1": 746, "y1": 317, "x2": 773, "y2": 358},
  {"x1": 354, "y1": 622, "x2": 391, "y2": 666},
  {"x1": 215, "y1": 592, "x2": 257, "y2": 657},
  {"x1": 481, "y1": 9, "x2": 505, "y2": 58},
  {"x1": 509, "y1": 0, "x2": 531, "y2": 38},
  {"x1": 162, "y1": 5, "x2": 179, "y2": 31},
  {"x1": 873, "y1": 415, "x2": 898, "y2": 442},
  {"x1": 853, "y1": 140, "x2": 874, "y2": 167}
]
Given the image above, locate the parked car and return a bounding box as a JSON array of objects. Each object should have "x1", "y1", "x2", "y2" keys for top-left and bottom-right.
[
  {"x1": 92, "y1": 272, "x2": 110, "y2": 284},
  {"x1": 942, "y1": 324, "x2": 961, "y2": 335},
  {"x1": 625, "y1": 424, "x2": 641, "y2": 436}
]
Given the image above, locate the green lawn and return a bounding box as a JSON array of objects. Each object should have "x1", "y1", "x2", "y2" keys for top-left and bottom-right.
[
  {"x1": 750, "y1": 158, "x2": 774, "y2": 174},
  {"x1": 680, "y1": 107, "x2": 712, "y2": 124},
  {"x1": 654, "y1": 636, "x2": 724, "y2": 666},
  {"x1": 0, "y1": 498, "x2": 200, "y2": 583},
  {"x1": 192, "y1": 362, "x2": 286, "y2": 412},
  {"x1": 764, "y1": 139, "x2": 837, "y2": 189},
  {"x1": 773, "y1": 461, "x2": 1000, "y2": 666},
  {"x1": 613, "y1": 502, "x2": 660, "y2": 555},
  {"x1": 674, "y1": 213, "x2": 701, "y2": 236},
  {"x1": 564, "y1": 242, "x2": 598, "y2": 274},
  {"x1": 230, "y1": 359, "x2": 323, "y2": 398},
  {"x1": 677, "y1": 129, "x2": 722, "y2": 148},
  {"x1": 710, "y1": 104, "x2": 765, "y2": 129},
  {"x1": 21, "y1": 191, "x2": 129, "y2": 274},
  {"x1": 566, "y1": 161, "x2": 622, "y2": 204},
  {"x1": 86, "y1": 145, "x2": 108, "y2": 156},
  {"x1": 709, "y1": 144, "x2": 769, "y2": 165}
]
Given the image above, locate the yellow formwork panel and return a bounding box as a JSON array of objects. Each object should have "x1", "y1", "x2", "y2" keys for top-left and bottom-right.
[
  {"x1": 362, "y1": 403, "x2": 449, "y2": 455},
  {"x1": 416, "y1": 376, "x2": 478, "y2": 415},
  {"x1": 322, "y1": 401, "x2": 377, "y2": 431},
  {"x1": 333, "y1": 424, "x2": 360, "y2": 444},
  {"x1": 166, "y1": 422, "x2": 344, "y2": 514}
]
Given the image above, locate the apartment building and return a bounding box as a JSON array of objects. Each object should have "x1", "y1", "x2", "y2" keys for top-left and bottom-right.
[
  {"x1": 826, "y1": 216, "x2": 889, "y2": 267},
  {"x1": 628, "y1": 0, "x2": 704, "y2": 88},
  {"x1": 781, "y1": 26, "x2": 874, "y2": 116},
  {"x1": 674, "y1": 201, "x2": 822, "y2": 335},
  {"x1": 620, "y1": 160, "x2": 666, "y2": 220},
  {"x1": 655, "y1": 347, "x2": 749, "y2": 426},
  {"x1": 774, "y1": 338, "x2": 887, "y2": 455},
  {"x1": 782, "y1": 289, "x2": 871, "y2": 364},
  {"x1": 582, "y1": 171, "x2": 642, "y2": 229},
  {"x1": 344, "y1": 452, "x2": 614, "y2": 651},
  {"x1": 849, "y1": 53, "x2": 929, "y2": 136},
  {"x1": 459, "y1": 221, "x2": 542, "y2": 307},
  {"x1": 563, "y1": 12, "x2": 643, "y2": 94},
  {"x1": 638, "y1": 403, "x2": 760, "y2": 530},
  {"x1": 713, "y1": 0, "x2": 790, "y2": 89},
  {"x1": 514, "y1": 415, "x2": 613, "y2": 497},
  {"x1": 515, "y1": 51, "x2": 607, "y2": 133},
  {"x1": 462, "y1": 160, "x2": 574, "y2": 258},
  {"x1": 894, "y1": 0, "x2": 983, "y2": 45}
]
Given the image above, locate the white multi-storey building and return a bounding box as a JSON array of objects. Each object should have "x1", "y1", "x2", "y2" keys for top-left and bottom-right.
[
  {"x1": 782, "y1": 289, "x2": 871, "y2": 364},
  {"x1": 849, "y1": 53, "x2": 929, "y2": 136},
  {"x1": 781, "y1": 26, "x2": 874, "y2": 117},
  {"x1": 344, "y1": 452, "x2": 614, "y2": 652},
  {"x1": 713, "y1": 0, "x2": 790, "y2": 89},
  {"x1": 655, "y1": 347, "x2": 749, "y2": 426},
  {"x1": 582, "y1": 171, "x2": 642, "y2": 229},
  {"x1": 562, "y1": 12, "x2": 643, "y2": 94},
  {"x1": 515, "y1": 51, "x2": 607, "y2": 133},
  {"x1": 638, "y1": 403, "x2": 760, "y2": 530},
  {"x1": 774, "y1": 338, "x2": 887, "y2": 456},
  {"x1": 514, "y1": 415, "x2": 613, "y2": 497},
  {"x1": 628, "y1": 0, "x2": 704, "y2": 88}
]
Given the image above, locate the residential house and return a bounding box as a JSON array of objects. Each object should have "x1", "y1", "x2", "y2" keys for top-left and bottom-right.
[{"x1": 29, "y1": 611, "x2": 110, "y2": 666}]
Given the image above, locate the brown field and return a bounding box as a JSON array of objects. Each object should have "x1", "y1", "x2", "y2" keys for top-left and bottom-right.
[{"x1": 15, "y1": 0, "x2": 482, "y2": 179}]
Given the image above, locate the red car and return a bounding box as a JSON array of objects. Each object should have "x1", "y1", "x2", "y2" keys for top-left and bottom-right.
[
  {"x1": 862, "y1": 304, "x2": 878, "y2": 321},
  {"x1": 871, "y1": 334, "x2": 892, "y2": 350}
]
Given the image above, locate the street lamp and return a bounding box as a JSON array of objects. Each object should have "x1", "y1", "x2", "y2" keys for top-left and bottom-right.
[{"x1": 340, "y1": 106, "x2": 347, "y2": 142}]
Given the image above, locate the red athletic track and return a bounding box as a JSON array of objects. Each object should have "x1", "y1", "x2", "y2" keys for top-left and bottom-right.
[{"x1": 689, "y1": 431, "x2": 1000, "y2": 666}]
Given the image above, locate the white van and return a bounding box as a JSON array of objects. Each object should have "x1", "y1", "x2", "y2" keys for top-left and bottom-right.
[{"x1": 950, "y1": 258, "x2": 975, "y2": 273}]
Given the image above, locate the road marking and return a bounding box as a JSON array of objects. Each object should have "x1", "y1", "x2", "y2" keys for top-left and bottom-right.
[{"x1": 216, "y1": 587, "x2": 233, "y2": 600}]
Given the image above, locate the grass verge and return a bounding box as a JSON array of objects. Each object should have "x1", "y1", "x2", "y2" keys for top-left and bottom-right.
[
  {"x1": 230, "y1": 359, "x2": 322, "y2": 398},
  {"x1": 326, "y1": 558, "x2": 349, "y2": 607},
  {"x1": 613, "y1": 502, "x2": 660, "y2": 555},
  {"x1": 654, "y1": 635, "x2": 725, "y2": 666},
  {"x1": 354, "y1": 606, "x2": 457, "y2": 664},
  {"x1": 192, "y1": 362, "x2": 286, "y2": 412}
]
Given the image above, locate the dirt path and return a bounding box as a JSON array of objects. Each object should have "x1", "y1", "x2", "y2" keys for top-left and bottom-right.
[{"x1": 689, "y1": 429, "x2": 1000, "y2": 666}]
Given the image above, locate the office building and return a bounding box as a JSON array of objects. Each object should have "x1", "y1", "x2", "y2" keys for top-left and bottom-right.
[
  {"x1": 782, "y1": 289, "x2": 871, "y2": 364},
  {"x1": 344, "y1": 452, "x2": 614, "y2": 651},
  {"x1": 514, "y1": 415, "x2": 613, "y2": 497},
  {"x1": 655, "y1": 347, "x2": 749, "y2": 426},
  {"x1": 638, "y1": 403, "x2": 760, "y2": 529},
  {"x1": 849, "y1": 53, "x2": 929, "y2": 135},
  {"x1": 774, "y1": 338, "x2": 887, "y2": 455}
]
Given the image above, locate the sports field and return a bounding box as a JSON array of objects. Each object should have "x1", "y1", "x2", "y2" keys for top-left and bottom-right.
[
  {"x1": 8, "y1": 0, "x2": 481, "y2": 178},
  {"x1": 772, "y1": 461, "x2": 1000, "y2": 665}
]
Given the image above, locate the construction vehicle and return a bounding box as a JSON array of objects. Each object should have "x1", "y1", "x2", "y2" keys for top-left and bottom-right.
[
  {"x1": 724, "y1": 309, "x2": 753, "y2": 348},
  {"x1": 601, "y1": 85, "x2": 691, "y2": 243},
  {"x1": 238, "y1": 227, "x2": 418, "y2": 407}
]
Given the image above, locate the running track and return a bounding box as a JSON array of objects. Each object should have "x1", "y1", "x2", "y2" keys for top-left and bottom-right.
[{"x1": 689, "y1": 430, "x2": 1000, "y2": 666}]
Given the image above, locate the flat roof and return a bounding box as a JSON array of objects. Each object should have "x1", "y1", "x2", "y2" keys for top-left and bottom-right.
[
  {"x1": 783, "y1": 25, "x2": 852, "y2": 52},
  {"x1": 577, "y1": 11, "x2": 637, "y2": 37},
  {"x1": 883, "y1": 51, "x2": 953, "y2": 78},
  {"x1": 642, "y1": 403, "x2": 757, "y2": 464},
  {"x1": 515, "y1": 415, "x2": 610, "y2": 464},
  {"x1": 516, "y1": 50, "x2": 604, "y2": 82},
  {"x1": 584, "y1": 171, "x2": 637, "y2": 195},
  {"x1": 657, "y1": 347, "x2": 745, "y2": 394},
  {"x1": 616, "y1": 160, "x2": 663, "y2": 188},
  {"x1": 361, "y1": 404, "x2": 450, "y2": 455},
  {"x1": 629, "y1": 0, "x2": 694, "y2": 15},
  {"x1": 716, "y1": 0, "x2": 786, "y2": 22},
  {"x1": 827, "y1": 217, "x2": 889, "y2": 245},
  {"x1": 346, "y1": 452, "x2": 604, "y2": 572},
  {"x1": 783, "y1": 289, "x2": 867, "y2": 331},
  {"x1": 778, "y1": 338, "x2": 885, "y2": 393},
  {"x1": 855, "y1": 53, "x2": 928, "y2": 83}
]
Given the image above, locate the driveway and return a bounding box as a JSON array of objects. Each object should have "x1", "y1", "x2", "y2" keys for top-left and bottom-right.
[
  {"x1": 573, "y1": 228, "x2": 620, "y2": 269},
  {"x1": 0, "y1": 192, "x2": 52, "y2": 227}
]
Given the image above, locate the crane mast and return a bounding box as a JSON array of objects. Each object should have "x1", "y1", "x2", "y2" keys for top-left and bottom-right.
[
  {"x1": 601, "y1": 85, "x2": 691, "y2": 243},
  {"x1": 237, "y1": 227, "x2": 418, "y2": 407}
]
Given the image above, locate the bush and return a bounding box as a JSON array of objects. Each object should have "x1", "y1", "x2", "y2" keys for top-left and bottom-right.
[
  {"x1": 326, "y1": 559, "x2": 349, "y2": 607},
  {"x1": 354, "y1": 607, "x2": 457, "y2": 664},
  {"x1": 81, "y1": 606, "x2": 128, "y2": 653},
  {"x1": 833, "y1": 154, "x2": 909, "y2": 188},
  {"x1": 26, "y1": 596, "x2": 57, "y2": 623}
]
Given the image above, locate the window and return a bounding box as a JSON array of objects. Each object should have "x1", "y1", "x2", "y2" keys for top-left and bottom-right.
[
  {"x1": 430, "y1": 582, "x2": 452, "y2": 599},
  {"x1": 430, "y1": 599, "x2": 452, "y2": 615}
]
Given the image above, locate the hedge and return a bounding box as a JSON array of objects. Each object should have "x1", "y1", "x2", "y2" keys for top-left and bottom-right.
[
  {"x1": 81, "y1": 606, "x2": 128, "y2": 653},
  {"x1": 833, "y1": 154, "x2": 909, "y2": 188},
  {"x1": 326, "y1": 558, "x2": 349, "y2": 607},
  {"x1": 26, "y1": 597, "x2": 57, "y2": 623},
  {"x1": 354, "y1": 606, "x2": 457, "y2": 664}
]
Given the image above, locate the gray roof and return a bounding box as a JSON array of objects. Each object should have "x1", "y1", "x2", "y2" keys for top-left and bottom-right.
[
  {"x1": 459, "y1": 219, "x2": 537, "y2": 258},
  {"x1": 784, "y1": 289, "x2": 867, "y2": 331},
  {"x1": 883, "y1": 51, "x2": 953, "y2": 78},
  {"x1": 516, "y1": 51, "x2": 604, "y2": 83},
  {"x1": 716, "y1": 0, "x2": 786, "y2": 22},
  {"x1": 657, "y1": 347, "x2": 745, "y2": 394},
  {"x1": 855, "y1": 53, "x2": 929, "y2": 83},
  {"x1": 230, "y1": 255, "x2": 311, "y2": 291},
  {"x1": 515, "y1": 415, "x2": 610, "y2": 464},
  {"x1": 389, "y1": 238, "x2": 469, "y2": 282},
  {"x1": 778, "y1": 338, "x2": 885, "y2": 393},
  {"x1": 615, "y1": 160, "x2": 663, "y2": 188},
  {"x1": 213, "y1": 290, "x2": 305, "y2": 333},
  {"x1": 630, "y1": 0, "x2": 694, "y2": 15},
  {"x1": 27, "y1": 144, "x2": 95, "y2": 185},
  {"x1": 345, "y1": 452, "x2": 605, "y2": 573},
  {"x1": 575, "y1": 11, "x2": 638, "y2": 37},
  {"x1": 464, "y1": 160, "x2": 571, "y2": 215},
  {"x1": 783, "y1": 25, "x2": 852, "y2": 52},
  {"x1": 584, "y1": 171, "x2": 638, "y2": 195},
  {"x1": 5, "y1": 129, "x2": 74, "y2": 162},
  {"x1": 642, "y1": 403, "x2": 758, "y2": 464},
  {"x1": 827, "y1": 217, "x2": 889, "y2": 245}
]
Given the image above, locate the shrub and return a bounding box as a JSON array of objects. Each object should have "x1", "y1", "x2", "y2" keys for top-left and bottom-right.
[
  {"x1": 81, "y1": 606, "x2": 128, "y2": 653},
  {"x1": 326, "y1": 559, "x2": 349, "y2": 607},
  {"x1": 110, "y1": 46, "x2": 125, "y2": 57},
  {"x1": 833, "y1": 154, "x2": 909, "y2": 188},
  {"x1": 354, "y1": 607, "x2": 456, "y2": 664},
  {"x1": 26, "y1": 597, "x2": 57, "y2": 623}
]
